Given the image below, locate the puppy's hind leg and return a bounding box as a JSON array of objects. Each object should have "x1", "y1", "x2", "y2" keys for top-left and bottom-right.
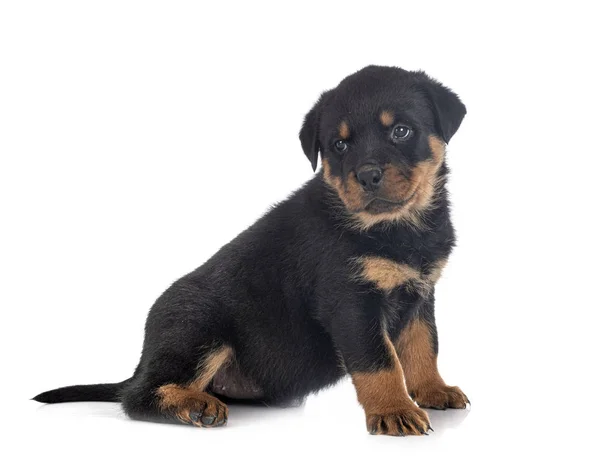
[
  {"x1": 122, "y1": 344, "x2": 233, "y2": 427},
  {"x1": 157, "y1": 346, "x2": 233, "y2": 427}
]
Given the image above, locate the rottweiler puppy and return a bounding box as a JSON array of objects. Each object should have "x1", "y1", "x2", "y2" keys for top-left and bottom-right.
[{"x1": 35, "y1": 65, "x2": 469, "y2": 436}]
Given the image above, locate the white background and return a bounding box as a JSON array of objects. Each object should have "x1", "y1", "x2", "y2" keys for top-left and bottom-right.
[{"x1": 1, "y1": 1, "x2": 599, "y2": 467}]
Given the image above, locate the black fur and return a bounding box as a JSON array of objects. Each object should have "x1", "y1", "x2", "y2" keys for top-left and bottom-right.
[
  {"x1": 33, "y1": 381, "x2": 130, "y2": 403},
  {"x1": 34, "y1": 65, "x2": 466, "y2": 428}
]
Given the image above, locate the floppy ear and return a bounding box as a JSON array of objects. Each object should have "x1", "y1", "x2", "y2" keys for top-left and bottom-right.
[
  {"x1": 417, "y1": 73, "x2": 466, "y2": 143},
  {"x1": 299, "y1": 90, "x2": 332, "y2": 172}
]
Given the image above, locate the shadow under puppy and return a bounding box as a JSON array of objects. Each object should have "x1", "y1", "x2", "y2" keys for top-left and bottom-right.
[{"x1": 35, "y1": 65, "x2": 469, "y2": 436}]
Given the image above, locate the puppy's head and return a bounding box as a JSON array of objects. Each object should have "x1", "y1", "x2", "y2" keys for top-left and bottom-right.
[{"x1": 299, "y1": 66, "x2": 466, "y2": 228}]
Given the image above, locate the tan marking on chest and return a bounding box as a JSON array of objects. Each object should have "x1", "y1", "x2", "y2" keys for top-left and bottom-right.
[
  {"x1": 359, "y1": 257, "x2": 421, "y2": 291},
  {"x1": 359, "y1": 256, "x2": 447, "y2": 293}
]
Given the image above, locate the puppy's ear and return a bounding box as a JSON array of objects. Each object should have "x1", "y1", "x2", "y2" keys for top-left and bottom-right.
[
  {"x1": 299, "y1": 90, "x2": 332, "y2": 172},
  {"x1": 417, "y1": 72, "x2": 466, "y2": 143}
]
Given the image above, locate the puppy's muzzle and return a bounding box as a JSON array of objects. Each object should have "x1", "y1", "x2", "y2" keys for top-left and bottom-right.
[{"x1": 356, "y1": 164, "x2": 383, "y2": 192}]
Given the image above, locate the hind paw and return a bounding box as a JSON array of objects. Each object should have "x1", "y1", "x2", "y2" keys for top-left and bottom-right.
[
  {"x1": 157, "y1": 385, "x2": 229, "y2": 427},
  {"x1": 186, "y1": 394, "x2": 228, "y2": 427}
]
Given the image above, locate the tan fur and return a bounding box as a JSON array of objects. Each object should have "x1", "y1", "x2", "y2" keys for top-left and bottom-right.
[
  {"x1": 193, "y1": 346, "x2": 233, "y2": 391},
  {"x1": 351, "y1": 335, "x2": 414, "y2": 414},
  {"x1": 354, "y1": 135, "x2": 446, "y2": 230},
  {"x1": 396, "y1": 320, "x2": 443, "y2": 392},
  {"x1": 358, "y1": 256, "x2": 446, "y2": 293},
  {"x1": 426, "y1": 258, "x2": 448, "y2": 284},
  {"x1": 339, "y1": 121, "x2": 350, "y2": 140},
  {"x1": 321, "y1": 135, "x2": 446, "y2": 231},
  {"x1": 396, "y1": 319, "x2": 468, "y2": 409},
  {"x1": 379, "y1": 163, "x2": 413, "y2": 200},
  {"x1": 156, "y1": 346, "x2": 233, "y2": 425},
  {"x1": 322, "y1": 159, "x2": 339, "y2": 190},
  {"x1": 156, "y1": 385, "x2": 228, "y2": 425},
  {"x1": 360, "y1": 257, "x2": 420, "y2": 291},
  {"x1": 428, "y1": 133, "x2": 446, "y2": 162},
  {"x1": 157, "y1": 384, "x2": 201, "y2": 413},
  {"x1": 379, "y1": 110, "x2": 394, "y2": 126},
  {"x1": 323, "y1": 160, "x2": 363, "y2": 212},
  {"x1": 354, "y1": 209, "x2": 425, "y2": 231},
  {"x1": 342, "y1": 171, "x2": 365, "y2": 210},
  {"x1": 409, "y1": 135, "x2": 446, "y2": 211},
  {"x1": 351, "y1": 335, "x2": 430, "y2": 435}
]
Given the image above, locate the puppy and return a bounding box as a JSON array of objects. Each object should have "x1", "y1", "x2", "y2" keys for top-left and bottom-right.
[{"x1": 35, "y1": 65, "x2": 469, "y2": 436}]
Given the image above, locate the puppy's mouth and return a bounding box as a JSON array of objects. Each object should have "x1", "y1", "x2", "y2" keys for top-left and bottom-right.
[{"x1": 363, "y1": 192, "x2": 416, "y2": 214}]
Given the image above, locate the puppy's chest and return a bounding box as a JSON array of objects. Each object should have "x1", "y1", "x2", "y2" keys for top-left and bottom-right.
[{"x1": 349, "y1": 232, "x2": 451, "y2": 295}]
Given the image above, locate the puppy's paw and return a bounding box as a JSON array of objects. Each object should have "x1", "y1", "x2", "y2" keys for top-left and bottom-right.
[
  {"x1": 366, "y1": 406, "x2": 431, "y2": 436},
  {"x1": 157, "y1": 385, "x2": 229, "y2": 428},
  {"x1": 412, "y1": 385, "x2": 469, "y2": 410},
  {"x1": 187, "y1": 394, "x2": 228, "y2": 427},
  {"x1": 175, "y1": 394, "x2": 229, "y2": 428}
]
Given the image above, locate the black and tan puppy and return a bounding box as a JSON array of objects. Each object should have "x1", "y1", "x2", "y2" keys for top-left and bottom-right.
[{"x1": 35, "y1": 65, "x2": 469, "y2": 436}]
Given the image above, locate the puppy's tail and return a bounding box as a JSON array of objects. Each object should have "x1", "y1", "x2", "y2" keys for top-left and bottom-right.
[{"x1": 32, "y1": 379, "x2": 132, "y2": 404}]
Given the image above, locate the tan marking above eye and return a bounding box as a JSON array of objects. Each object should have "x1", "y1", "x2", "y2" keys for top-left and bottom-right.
[
  {"x1": 339, "y1": 121, "x2": 350, "y2": 140},
  {"x1": 380, "y1": 110, "x2": 395, "y2": 127}
]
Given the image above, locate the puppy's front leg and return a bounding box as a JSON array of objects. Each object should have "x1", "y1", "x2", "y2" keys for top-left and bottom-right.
[
  {"x1": 331, "y1": 301, "x2": 431, "y2": 436},
  {"x1": 396, "y1": 295, "x2": 469, "y2": 410}
]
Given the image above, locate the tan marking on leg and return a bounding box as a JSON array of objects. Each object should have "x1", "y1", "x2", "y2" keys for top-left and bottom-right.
[
  {"x1": 352, "y1": 335, "x2": 414, "y2": 415},
  {"x1": 339, "y1": 121, "x2": 350, "y2": 140},
  {"x1": 379, "y1": 110, "x2": 394, "y2": 127},
  {"x1": 352, "y1": 335, "x2": 430, "y2": 436},
  {"x1": 192, "y1": 346, "x2": 233, "y2": 392},
  {"x1": 156, "y1": 386, "x2": 228, "y2": 425},
  {"x1": 396, "y1": 320, "x2": 443, "y2": 392},
  {"x1": 359, "y1": 256, "x2": 421, "y2": 291},
  {"x1": 396, "y1": 319, "x2": 468, "y2": 409},
  {"x1": 157, "y1": 384, "x2": 200, "y2": 420},
  {"x1": 156, "y1": 346, "x2": 233, "y2": 426}
]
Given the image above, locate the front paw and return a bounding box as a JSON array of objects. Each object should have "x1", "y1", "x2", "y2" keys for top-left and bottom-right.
[
  {"x1": 366, "y1": 406, "x2": 431, "y2": 436},
  {"x1": 411, "y1": 384, "x2": 470, "y2": 410}
]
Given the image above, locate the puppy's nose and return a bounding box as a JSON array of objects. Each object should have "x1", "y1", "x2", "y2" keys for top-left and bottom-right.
[{"x1": 357, "y1": 165, "x2": 383, "y2": 192}]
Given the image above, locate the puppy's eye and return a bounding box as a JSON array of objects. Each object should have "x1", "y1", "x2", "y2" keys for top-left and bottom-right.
[
  {"x1": 334, "y1": 140, "x2": 348, "y2": 153},
  {"x1": 392, "y1": 125, "x2": 412, "y2": 141}
]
